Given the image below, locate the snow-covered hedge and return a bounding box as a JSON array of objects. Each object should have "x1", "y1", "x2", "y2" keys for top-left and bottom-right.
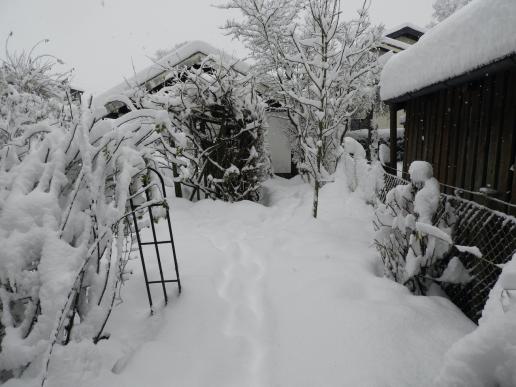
[
  {"x1": 373, "y1": 161, "x2": 472, "y2": 294},
  {"x1": 0, "y1": 47, "x2": 177, "y2": 384}
]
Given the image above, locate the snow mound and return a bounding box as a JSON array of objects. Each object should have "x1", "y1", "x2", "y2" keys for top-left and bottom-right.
[
  {"x1": 10, "y1": 177, "x2": 474, "y2": 387},
  {"x1": 380, "y1": 0, "x2": 516, "y2": 101},
  {"x1": 435, "y1": 254, "x2": 516, "y2": 387},
  {"x1": 437, "y1": 257, "x2": 473, "y2": 285},
  {"x1": 409, "y1": 161, "x2": 433, "y2": 186}
]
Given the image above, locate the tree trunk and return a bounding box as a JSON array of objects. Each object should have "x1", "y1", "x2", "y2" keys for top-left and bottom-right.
[
  {"x1": 312, "y1": 179, "x2": 320, "y2": 218},
  {"x1": 313, "y1": 120, "x2": 324, "y2": 218},
  {"x1": 172, "y1": 163, "x2": 183, "y2": 198},
  {"x1": 168, "y1": 137, "x2": 183, "y2": 198},
  {"x1": 366, "y1": 126, "x2": 372, "y2": 162}
]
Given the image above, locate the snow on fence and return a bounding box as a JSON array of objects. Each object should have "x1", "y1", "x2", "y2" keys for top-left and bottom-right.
[
  {"x1": 376, "y1": 171, "x2": 516, "y2": 322},
  {"x1": 347, "y1": 128, "x2": 404, "y2": 162}
]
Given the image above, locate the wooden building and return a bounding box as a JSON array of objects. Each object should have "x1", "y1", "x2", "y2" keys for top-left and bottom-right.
[{"x1": 380, "y1": 0, "x2": 516, "y2": 214}]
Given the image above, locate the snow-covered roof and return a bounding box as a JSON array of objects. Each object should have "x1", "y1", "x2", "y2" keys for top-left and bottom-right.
[
  {"x1": 380, "y1": 0, "x2": 516, "y2": 101},
  {"x1": 95, "y1": 40, "x2": 250, "y2": 107},
  {"x1": 70, "y1": 85, "x2": 85, "y2": 93}
]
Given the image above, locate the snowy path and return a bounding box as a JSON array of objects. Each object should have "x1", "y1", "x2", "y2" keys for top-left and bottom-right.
[
  {"x1": 43, "y1": 177, "x2": 474, "y2": 387},
  {"x1": 213, "y1": 240, "x2": 267, "y2": 387}
]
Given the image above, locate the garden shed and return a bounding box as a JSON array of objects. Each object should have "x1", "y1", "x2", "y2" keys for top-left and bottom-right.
[{"x1": 380, "y1": 0, "x2": 516, "y2": 214}]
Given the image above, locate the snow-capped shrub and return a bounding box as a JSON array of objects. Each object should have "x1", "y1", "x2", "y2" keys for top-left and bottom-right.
[
  {"x1": 0, "y1": 35, "x2": 76, "y2": 162},
  {"x1": 136, "y1": 55, "x2": 271, "y2": 202},
  {"x1": 435, "y1": 254, "x2": 516, "y2": 387},
  {"x1": 373, "y1": 161, "x2": 471, "y2": 294}
]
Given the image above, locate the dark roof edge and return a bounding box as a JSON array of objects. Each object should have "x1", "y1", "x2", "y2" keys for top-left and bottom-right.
[
  {"x1": 386, "y1": 26, "x2": 425, "y2": 40},
  {"x1": 384, "y1": 53, "x2": 516, "y2": 105}
]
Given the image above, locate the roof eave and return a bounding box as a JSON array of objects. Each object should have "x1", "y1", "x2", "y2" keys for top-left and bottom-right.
[{"x1": 383, "y1": 53, "x2": 516, "y2": 105}]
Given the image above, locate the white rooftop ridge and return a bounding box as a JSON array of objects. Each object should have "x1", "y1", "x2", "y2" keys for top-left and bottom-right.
[
  {"x1": 380, "y1": 36, "x2": 411, "y2": 51},
  {"x1": 95, "y1": 40, "x2": 250, "y2": 107},
  {"x1": 380, "y1": 0, "x2": 516, "y2": 101}
]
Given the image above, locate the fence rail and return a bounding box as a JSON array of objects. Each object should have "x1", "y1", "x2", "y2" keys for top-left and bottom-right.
[{"x1": 377, "y1": 171, "x2": 516, "y2": 323}]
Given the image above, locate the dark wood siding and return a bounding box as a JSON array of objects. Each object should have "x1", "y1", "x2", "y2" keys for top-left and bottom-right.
[{"x1": 403, "y1": 67, "x2": 516, "y2": 213}]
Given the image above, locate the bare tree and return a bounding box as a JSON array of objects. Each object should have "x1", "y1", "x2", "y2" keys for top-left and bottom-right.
[
  {"x1": 220, "y1": 0, "x2": 381, "y2": 217},
  {"x1": 430, "y1": 0, "x2": 472, "y2": 25}
]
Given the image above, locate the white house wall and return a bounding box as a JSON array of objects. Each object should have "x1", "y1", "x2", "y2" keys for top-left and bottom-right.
[{"x1": 264, "y1": 112, "x2": 293, "y2": 175}]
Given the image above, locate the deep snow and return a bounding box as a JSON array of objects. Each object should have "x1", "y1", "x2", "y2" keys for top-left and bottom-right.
[{"x1": 9, "y1": 176, "x2": 475, "y2": 387}]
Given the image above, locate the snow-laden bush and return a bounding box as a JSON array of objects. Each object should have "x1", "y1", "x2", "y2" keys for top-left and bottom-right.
[
  {"x1": 135, "y1": 55, "x2": 271, "y2": 202},
  {"x1": 373, "y1": 161, "x2": 470, "y2": 294},
  {"x1": 435, "y1": 254, "x2": 516, "y2": 387},
  {"x1": 0, "y1": 45, "x2": 176, "y2": 384}
]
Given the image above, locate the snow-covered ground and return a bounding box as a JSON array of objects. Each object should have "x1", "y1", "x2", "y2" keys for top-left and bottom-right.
[{"x1": 28, "y1": 175, "x2": 475, "y2": 387}]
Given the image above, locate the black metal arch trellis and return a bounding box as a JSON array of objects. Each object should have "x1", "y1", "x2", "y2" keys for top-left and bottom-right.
[{"x1": 129, "y1": 167, "x2": 181, "y2": 311}]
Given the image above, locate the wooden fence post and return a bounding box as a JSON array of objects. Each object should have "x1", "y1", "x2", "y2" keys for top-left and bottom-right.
[{"x1": 389, "y1": 104, "x2": 398, "y2": 172}]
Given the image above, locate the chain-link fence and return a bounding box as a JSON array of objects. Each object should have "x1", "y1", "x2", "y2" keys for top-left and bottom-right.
[{"x1": 376, "y1": 171, "x2": 516, "y2": 323}]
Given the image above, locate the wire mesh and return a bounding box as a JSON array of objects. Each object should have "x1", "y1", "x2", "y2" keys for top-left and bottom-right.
[{"x1": 376, "y1": 171, "x2": 516, "y2": 323}]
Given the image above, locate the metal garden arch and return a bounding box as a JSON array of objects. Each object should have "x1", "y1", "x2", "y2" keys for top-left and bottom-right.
[{"x1": 128, "y1": 167, "x2": 181, "y2": 311}]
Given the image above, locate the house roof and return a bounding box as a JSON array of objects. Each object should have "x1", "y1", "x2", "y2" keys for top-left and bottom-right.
[
  {"x1": 94, "y1": 40, "x2": 250, "y2": 107},
  {"x1": 384, "y1": 23, "x2": 426, "y2": 41},
  {"x1": 378, "y1": 23, "x2": 425, "y2": 56},
  {"x1": 380, "y1": 0, "x2": 516, "y2": 102}
]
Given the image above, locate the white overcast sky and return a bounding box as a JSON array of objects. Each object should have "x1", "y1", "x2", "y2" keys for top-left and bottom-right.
[{"x1": 0, "y1": 0, "x2": 434, "y2": 94}]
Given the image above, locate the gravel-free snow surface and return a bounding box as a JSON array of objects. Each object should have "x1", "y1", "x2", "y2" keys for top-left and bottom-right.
[{"x1": 15, "y1": 176, "x2": 474, "y2": 387}]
